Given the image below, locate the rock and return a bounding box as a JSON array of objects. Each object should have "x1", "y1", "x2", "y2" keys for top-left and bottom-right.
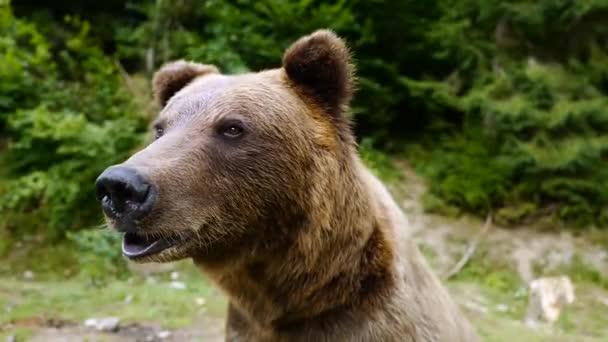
[
  {"x1": 6, "y1": 335, "x2": 16, "y2": 342},
  {"x1": 23, "y1": 270, "x2": 35, "y2": 280},
  {"x1": 525, "y1": 276, "x2": 574, "y2": 325},
  {"x1": 96, "y1": 317, "x2": 120, "y2": 332},
  {"x1": 170, "y1": 271, "x2": 179, "y2": 280},
  {"x1": 85, "y1": 317, "x2": 120, "y2": 332},
  {"x1": 194, "y1": 297, "x2": 206, "y2": 306},
  {"x1": 169, "y1": 281, "x2": 186, "y2": 290},
  {"x1": 463, "y1": 300, "x2": 487, "y2": 314},
  {"x1": 124, "y1": 294, "x2": 134, "y2": 304},
  {"x1": 157, "y1": 330, "x2": 171, "y2": 339},
  {"x1": 84, "y1": 318, "x2": 98, "y2": 328},
  {"x1": 496, "y1": 304, "x2": 509, "y2": 313}
]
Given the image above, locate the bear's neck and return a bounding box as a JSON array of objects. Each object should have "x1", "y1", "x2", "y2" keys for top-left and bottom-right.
[{"x1": 194, "y1": 155, "x2": 396, "y2": 332}]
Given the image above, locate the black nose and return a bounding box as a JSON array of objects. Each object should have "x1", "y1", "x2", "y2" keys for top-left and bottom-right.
[{"x1": 95, "y1": 166, "x2": 156, "y2": 222}]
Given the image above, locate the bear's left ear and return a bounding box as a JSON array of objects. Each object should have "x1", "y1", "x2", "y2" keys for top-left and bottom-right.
[
  {"x1": 153, "y1": 60, "x2": 219, "y2": 107},
  {"x1": 283, "y1": 30, "x2": 354, "y2": 116}
]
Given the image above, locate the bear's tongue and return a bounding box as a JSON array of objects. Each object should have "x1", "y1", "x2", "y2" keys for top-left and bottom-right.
[{"x1": 122, "y1": 232, "x2": 173, "y2": 258}]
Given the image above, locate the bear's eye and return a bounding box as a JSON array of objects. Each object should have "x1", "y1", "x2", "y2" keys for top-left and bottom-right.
[
  {"x1": 219, "y1": 121, "x2": 244, "y2": 139},
  {"x1": 223, "y1": 126, "x2": 243, "y2": 137},
  {"x1": 153, "y1": 125, "x2": 164, "y2": 140}
]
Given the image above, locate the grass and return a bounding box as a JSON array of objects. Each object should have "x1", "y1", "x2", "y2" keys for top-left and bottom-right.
[
  {"x1": 467, "y1": 280, "x2": 608, "y2": 342},
  {"x1": 446, "y1": 237, "x2": 523, "y2": 293},
  {"x1": 0, "y1": 257, "x2": 227, "y2": 339},
  {"x1": 444, "y1": 241, "x2": 608, "y2": 342}
]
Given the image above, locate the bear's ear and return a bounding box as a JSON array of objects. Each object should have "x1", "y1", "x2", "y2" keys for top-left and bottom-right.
[
  {"x1": 283, "y1": 30, "x2": 354, "y2": 116},
  {"x1": 152, "y1": 60, "x2": 219, "y2": 106}
]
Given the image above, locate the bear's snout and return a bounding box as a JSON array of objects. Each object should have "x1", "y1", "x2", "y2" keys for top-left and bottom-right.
[{"x1": 95, "y1": 166, "x2": 156, "y2": 231}]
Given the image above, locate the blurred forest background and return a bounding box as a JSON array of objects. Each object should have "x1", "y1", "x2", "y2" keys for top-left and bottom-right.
[{"x1": 1, "y1": 1, "x2": 608, "y2": 340}]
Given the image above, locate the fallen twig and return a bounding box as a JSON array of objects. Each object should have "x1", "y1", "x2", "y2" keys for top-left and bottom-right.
[{"x1": 442, "y1": 214, "x2": 493, "y2": 280}]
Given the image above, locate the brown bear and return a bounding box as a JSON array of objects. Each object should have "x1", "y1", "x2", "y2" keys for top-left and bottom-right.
[{"x1": 95, "y1": 30, "x2": 479, "y2": 342}]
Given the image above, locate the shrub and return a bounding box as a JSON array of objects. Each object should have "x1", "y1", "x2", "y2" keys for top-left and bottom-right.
[
  {"x1": 4, "y1": 0, "x2": 608, "y2": 232},
  {"x1": 67, "y1": 228, "x2": 128, "y2": 279},
  {"x1": 0, "y1": 4, "x2": 147, "y2": 240}
]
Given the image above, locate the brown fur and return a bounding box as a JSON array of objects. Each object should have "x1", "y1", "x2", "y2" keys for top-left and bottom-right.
[
  {"x1": 152, "y1": 60, "x2": 219, "y2": 106},
  {"x1": 103, "y1": 30, "x2": 479, "y2": 341}
]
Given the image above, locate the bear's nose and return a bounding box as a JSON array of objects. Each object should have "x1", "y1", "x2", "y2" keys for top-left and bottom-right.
[{"x1": 95, "y1": 166, "x2": 155, "y2": 224}]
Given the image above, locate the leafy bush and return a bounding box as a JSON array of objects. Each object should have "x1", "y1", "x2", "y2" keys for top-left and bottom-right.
[
  {"x1": 3, "y1": 0, "x2": 608, "y2": 234},
  {"x1": 419, "y1": 59, "x2": 608, "y2": 227},
  {"x1": 0, "y1": 4, "x2": 147, "y2": 240},
  {"x1": 402, "y1": 1, "x2": 608, "y2": 228},
  {"x1": 359, "y1": 138, "x2": 400, "y2": 182},
  {"x1": 67, "y1": 228, "x2": 127, "y2": 279}
]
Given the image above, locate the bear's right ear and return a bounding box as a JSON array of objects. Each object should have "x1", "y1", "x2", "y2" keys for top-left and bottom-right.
[{"x1": 152, "y1": 60, "x2": 219, "y2": 106}]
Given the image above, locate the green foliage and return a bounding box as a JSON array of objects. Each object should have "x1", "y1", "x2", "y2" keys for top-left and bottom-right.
[
  {"x1": 403, "y1": 2, "x2": 608, "y2": 228},
  {"x1": 114, "y1": 0, "x2": 362, "y2": 74},
  {"x1": 2, "y1": 0, "x2": 608, "y2": 240},
  {"x1": 451, "y1": 244, "x2": 522, "y2": 293},
  {"x1": 359, "y1": 138, "x2": 400, "y2": 182},
  {"x1": 562, "y1": 255, "x2": 608, "y2": 290},
  {"x1": 0, "y1": 3, "x2": 147, "y2": 240},
  {"x1": 418, "y1": 59, "x2": 608, "y2": 227},
  {"x1": 67, "y1": 228, "x2": 127, "y2": 279},
  {"x1": 421, "y1": 132, "x2": 512, "y2": 213}
]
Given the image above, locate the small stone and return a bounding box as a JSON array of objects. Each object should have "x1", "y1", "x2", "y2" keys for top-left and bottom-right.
[
  {"x1": 84, "y1": 318, "x2": 98, "y2": 328},
  {"x1": 23, "y1": 270, "x2": 35, "y2": 280},
  {"x1": 525, "y1": 276, "x2": 574, "y2": 325},
  {"x1": 124, "y1": 295, "x2": 134, "y2": 304},
  {"x1": 194, "y1": 297, "x2": 206, "y2": 306},
  {"x1": 463, "y1": 300, "x2": 487, "y2": 313},
  {"x1": 6, "y1": 335, "x2": 16, "y2": 342},
  {"x1": 145, "y1": 335, "x2": 155, "y2": 342},
  {"x1": 170, "y1": 271, "x2": 179, "y2": 280},
  {"x1": 95, "y1": 317, "x2": 120, "y2": 332},
  {"x1": 496, "y1": 304, "x2": 509, "y2": 313},
  {"x1": 169, "y1": 281, "x2": 186, "y2": 290},
  {"x1": 157, "y1": 330, "x2": 171, "y2": 339}
]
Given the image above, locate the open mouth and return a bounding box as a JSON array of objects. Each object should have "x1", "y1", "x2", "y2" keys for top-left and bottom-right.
[{"x1": 122, "y1": 232, "x2": 192, "y2": 259}]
